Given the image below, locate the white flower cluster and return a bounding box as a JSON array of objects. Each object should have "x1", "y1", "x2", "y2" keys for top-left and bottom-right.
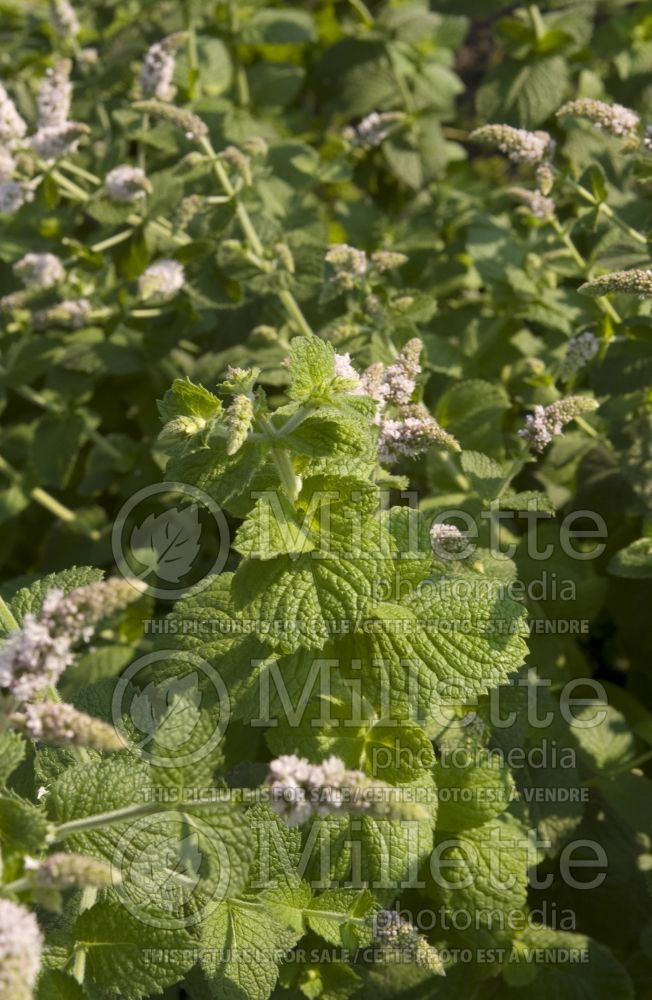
[
  {"x1": 37, "y1": 60, "x2": 72, "y2": 129},
  {"x1": 470, "y1": 124, "x2": 554, "y2": 163},
  {"x1": 0, "y1": 147, "x2": 15, "y2": 180},
  {"x1": 16, "y1": 701, "x2": 123, "y2": 751},
  {"x1": 334, "y1": 341, "x2": 460, "y2": 463},
  {"x1": 14, "y1": 253, "x2": 65, "y2": 289},
  {"x1": 378, "y1": 407, "x2": 459, "y2": 463},
  {"x1": 0, "y1": 578, "x2": 142, "y2": 701},
  {"x1": 519, "y1": 396, "x2": 598, "y2": 452},
  {"x1": 371, "y1": 250, "x2": 408, "y2": 272},
  {"x1": 27, "y1": 61, "x2": 88, "y2": 163},
  {"x1": 560, "y1": 331, "x2": 599, "y2": 380},
  {"x1": 558, "y1": 99, "x2": 640, "y2": 139},
  {"x1": 370, "y1": 910, "x2": 445, "y2": 975},
  {"x1": 343, "y1": 111, "x2": 404, "y2": 148},
  {"x1": 138, "y1": 259, "x2": 185, "y2": 303},
  {"x1": 430, "y1": 522, "x2": 465, "y2": 558},
  {"x1": 51, "y1": 0, "x2": 80, "y2": 38},
  {"x1": 0, "y1": 180, "x2": 32, "y2": 215},
  {"x1": 105, "y1": 164, "x2": 150, "y2": 202},
  {"x1": 0, "y1": 82, "x2": 27, "y2": 144},
  {"x1": 325, "y1": 243, "x2": 368, "y2": 282},
  {"x1": 267, "y1": 754, "x2": 425, "y2": 826},
  {"x1": 510, "y1": 186, "x2": 555, "y2": 220},
  {"x1": 32, "y1": 298, "x2": 92, "y2": 329},
  {"x1": 579, "y1": 268, "x2": 652, "y2": 300},
  {"x1": 140, "y1": 36, "x2": 182, "y2": 102},
  {"x1": 0, "y1": 898, "x2": 42, "y2": 1000},
  {"x1": 268, "y1": 754, "x2": 367, "y2": 826}
]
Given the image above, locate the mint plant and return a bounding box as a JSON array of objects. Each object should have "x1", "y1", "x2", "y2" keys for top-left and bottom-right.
[{"x1": 1, "y1": 1, "x2": 652, "y2": 998}]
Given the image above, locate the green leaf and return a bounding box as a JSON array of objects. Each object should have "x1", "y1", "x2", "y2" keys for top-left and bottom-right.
[
  {"x1": 435, "y1": 751, "x2": 514, "y2": 831},
  {"x1": 426, "y1": 814, "x2": 530, "y2": 948},
  {"x1": 572, "y1": 703, "x2": 636, "y2": 773},
  {"x1": 608, "y1": 538, "x2": 652, "y2": 578},
  {"x1": 37, "y1": 970, "x2": 87, "y2": 1000},
  {"x1": 476, "y1": 55, "x2": 569, "y2": 127},
  {"x1": 331, "y1": 577, "x2": 528, "y2": 720},
  {"x1": 234, "y1": 491, "x2": 316, "y2": 560},
  {"x1": 306, "y1": 887, "x2": 375, "y2": 948},
  {"x1": 504, "y1": 925, "x2": 634, "y2": 999},
  {"x1": 0, "y1": 788, "x2": 53, "y2": 852},
  {"x1": 436, "y1": 380, "x2": 510, "y2": 454},
  {"x1": 461, "y1": 450, "x2": 504, "y2": 500},
  {"x1": 4, "y1": 567, "x2": 103, "y2": 631},
  {"x1": 201, "y1": 898, "x2": 301, "y2": 1000},
  {"x1": 0, "y1": 730, "x2": 26, "y2": 784},
  {"x1": 158, "y1": 377, "x2": 223, "y2": 424},
  {"x1": 74, "y1": 900, "x2": 197, "y2": 1000},
  {"x1": 286, "y1": 337, "x2": 336, "y2": 402},
  {"x1": 497, "y1": 491, "x2": 555, "y2": 514},
  {"x1": 232, "y1": 479, "x2": 394, "y2": 652},
  {"x1": 244, "y1": 8, "x2": 316, "y2": 45}
]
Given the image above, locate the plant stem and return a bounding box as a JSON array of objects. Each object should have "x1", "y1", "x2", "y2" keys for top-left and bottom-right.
[
  {"x1": 90, "y1": 228, "x2": 135, "y2": 253},
  {"x1": 184, "y1": 3, "x2": 201, "y2": 101},
  {"x1": 0, "y1": 455, "x2": 101, "y2": 540},
  {"x1": 228, "y1": 2, "x2": 250, "y2": 106},
  {"x1": 527, "y1": 4, "x2": 546, "y2": 40},
  {"x1": 59, "y1": 159, "x2": 101, "y2": 185},
  {"x1": 199, "y1": 137, "x2": 315, "y2": 336},
  {"x1": 14, "y1": 385, "x2": 123, "y2": 462},
  {"x1": 549, "y1": 216, "x2": 622, "y2": 325},
  {"x1": 348, "y1": 0, "x2": 374, "y2": 26},
  {"x1": 569, "y1": 179, "x2": 648, "y2": 246}
]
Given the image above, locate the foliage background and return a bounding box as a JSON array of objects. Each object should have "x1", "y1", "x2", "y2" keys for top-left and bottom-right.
[{"x1": 1, "y1": 1, "x2": 652, "y2": 997}]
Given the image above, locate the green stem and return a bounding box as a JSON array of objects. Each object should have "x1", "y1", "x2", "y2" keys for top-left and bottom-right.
[
  {"x1": 549, "y1": 216, "x2": 622, "y2": 325},
  {"x1": 90, "y1": 228, "x2": 135, "y2": 253},
  {"x1": 0, "y1": 455, "x2": 101, "y2": 540},
  {"x1": 527, "y1": 4, "x2": 546, "y2": 40},
  {"x1": 185, "y1": 6, "x2": 201, "y2": 100},
  {"x1": 228, "y1": 2, "x2": 250, "y2": 106},
  {"x1": 199, "y1": 137, "x2": 315, "y2": 336},
  {"x1": 236, "y1": 897, "x2": 365, "y2": 926},
  {"x1": 59, "y1": 159, "x2": 101, "y2": 185},
  {"x1": 569, "y1": 179, "x2": 648, "y2": 246},
  {"x1": 584, "y1": 746, "x2": 652, "y2": 786},
  {"x1": 348, "y1": 0, "x2": 374, "y2": 26}
]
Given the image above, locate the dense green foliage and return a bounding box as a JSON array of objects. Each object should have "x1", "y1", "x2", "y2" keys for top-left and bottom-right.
[{"x1": 1, "y1": 2, "x2": 652, "y2": 999}]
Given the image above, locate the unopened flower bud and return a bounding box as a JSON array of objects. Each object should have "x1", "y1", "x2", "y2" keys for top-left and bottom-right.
[
  {"x1": 25, "y1": 853, "x2": 117, "y2": 889},
  {"x1": 132, "y1": 100, "x2": 207, "y2": 141},
  {"x1": 470, "y1": 124, "x2": 554, "y2": 163},
  {"x1": 509, "y1": 186, "x2": 555, "y2": 219},
  {"x1": 579, "y1": 268, "x2": 652, "y2": 299},
  {"x1": 535, "y1": 161, "x2": 555, "y2": 195},
  {"x1": 371, "y1": 250, "x2": 408, "y2": 272},
  {"x1": 557, "y1": 99, "x2": 639, "y2": 139},
  {"x1": 225, "y1": 394, "x2": 255, "y2": 455},
  {"x1": 221, "y1": 145, "x2": 252, "y2": 186},
  {"x1": 274, "y1": 242, "x2": 295, "y2": 273},
  {"x1": 14, "y1": 702, "x2": 124, "y2": 751}
]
